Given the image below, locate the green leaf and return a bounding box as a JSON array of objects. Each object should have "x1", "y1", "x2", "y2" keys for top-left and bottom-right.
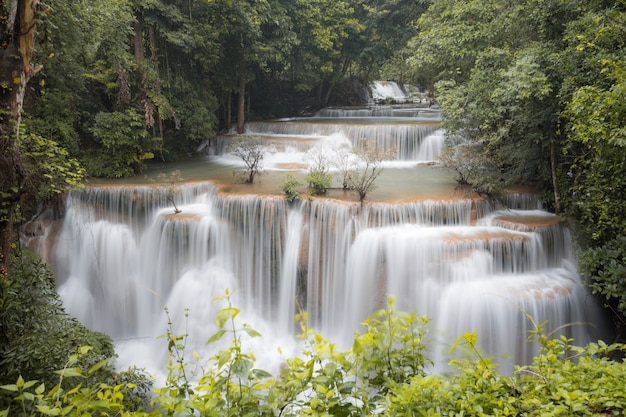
[
  {"x1": 232, "y1": 357, "x2": 253, "y2": 381},
  {"x1": 22, "y1": 380, "x2": 39, "y2": 391},
  {"x1": 207, "y1": 329, "x2": 227, "y2": 344},
  {"x1": 216, "y1": 307, "x2": 240, "y2": 328},
  {"x1": 55, "y1": 367, "x2": 84, "y2": 378},
  {"x1": 77, "y1": 346, "x2": 93, "y2": 355},
  {"x1": 0, "y1": 384, "x2": 18, "y2": 392},
  {"x1": 35, "y1": 405, "x2": 61, "y2": 416},
  {"x1": 88, "y1": 358, "x2": 111, "y2": 375},
  {"x1": 251, "y1": 368, "x2": 272, "y2": 379},
  {"x1": 449, "y1": 332, "x2": 477, "y2": 353},
  {"x1": 242, "y1": 323, "x2": 261, "y2": 338}
]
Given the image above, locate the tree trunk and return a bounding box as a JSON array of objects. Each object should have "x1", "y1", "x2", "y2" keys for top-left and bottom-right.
[
  {"x1": 226, "y1": 92, "x2": 232, "y2": 131},
  {"x1": 0, "y1": 0, "x2": 40, "y2": 279},
  {"x1": 237, "y1": 52, "x2": 246, "y2": 134},
  {"x1": 133, "y1": 16, "x2": 144, "y2": 61},
  {"x1": 550, "y1": 141, "x2": 561, "y2": 215}
]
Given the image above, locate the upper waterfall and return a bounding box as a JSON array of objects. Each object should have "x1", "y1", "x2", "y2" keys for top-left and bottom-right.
[{"x1": 241, "y1": 120, "x2": 441, "y2": 162}]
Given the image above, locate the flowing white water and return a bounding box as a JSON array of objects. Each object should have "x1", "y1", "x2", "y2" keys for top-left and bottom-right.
[
  {"x1": 30, "y1": 109, "x2": 608, "y2": 380},
  {"x1": 370, "y1": 81, "x2": 409, "y2": 102},
  {"x1": 242, "y1": 120, "x2": 441, "y2": 161},
  {"x1": 42, "y1": 183, "x2": 609, "y2": 380},
  {"x1": 315, "y1": 107, "x2": 440, "y2": 119}
]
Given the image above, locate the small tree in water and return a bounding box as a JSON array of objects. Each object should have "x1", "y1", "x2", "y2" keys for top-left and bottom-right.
[
  {"x1": 228, "y1": 135, "x2": 265, "y2": 183},
  {"x1": 155, "y1": 170, "x2": 184, "y2": 214},
  {"x1": 438, "y1": 141, "x2": 502, "y2": 197},
  {"x1": 348, "y1": 141, "x2": 395, "y2": 204},
  {"x1": 333, "y1": 147, "x2": 355, "y2": 190},
  {"x1": 304, "y1": 145, "x2": 333, "y2": 195}
]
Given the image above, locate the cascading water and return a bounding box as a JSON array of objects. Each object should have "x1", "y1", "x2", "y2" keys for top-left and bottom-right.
[
  {"x1": 242, "y1": 120, "x2": 441, "y2": 162},
  {"x1": 28, "y1": 108, "x2": 608, "y2": 381},
  {"x1": 369, "y1": 81, "x2": 409, "y2": 103},
  {"x1": 37, "y1": 183, "x2": 608, "y2": 379}
]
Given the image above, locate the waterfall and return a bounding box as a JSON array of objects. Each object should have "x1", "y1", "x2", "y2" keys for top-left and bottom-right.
[
  {"x1": 315, "y1": 107, "x2": 441, "y2": 119},
  {"x1": 40, "y1": 184, "x2": 608, "y2": 378},
  {"x1": 244, "y1": 121, "x2": 440, "y2": 161},
  {"x1": 369, "y1": 81, "x2": 409, "y2": 103}
]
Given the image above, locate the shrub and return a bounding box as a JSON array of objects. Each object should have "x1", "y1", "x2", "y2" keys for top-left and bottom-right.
[
  {"x1": 305, "y1": 168, "x2": 332, "y2": 196},
  {"x1": 304, "y1": 145, "x2": 333, "y2": 196},
  {"x1": 580, "y1": 235, "x2": 626, "y2": 320},
  {"x1": 87, "y1": 109, "x2": 155, "y2": 178},
  {"x1": 439, "y1": 141, "x2": 504, "y2": 198},
  {"x1": 0, "y1": 248, "x2": 116, "y2": 393},
  {"x1": 347, "y1": 141, "x2": 395, "y2": 203},
  {"x1": 281, "y1": 174, "x2": 302, "y2": 203},
  {"x1": 3, "y1": 289, "x2": 626, "y2": 416},
  {"x1": 227, "y1": 135, "x2": 265, "y2": 184}
]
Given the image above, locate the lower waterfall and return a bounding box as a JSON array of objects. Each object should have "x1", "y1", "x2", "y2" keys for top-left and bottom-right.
[{"x1": 33, "y1": 183, "x2": 608, "y2": 380}]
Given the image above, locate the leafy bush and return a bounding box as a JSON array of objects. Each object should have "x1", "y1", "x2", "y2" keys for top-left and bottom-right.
[
  {"x1": 580, "y1": 235, "x2": 626, "y2": 318},
  {"x1": 3, "y1": 290, "x2": 626, "y2": 416},
  {"x1": 0, "y1": 248, "x2": 116, "y2": 393},
  {"x1": 281, "y1": 174, "x2": 302, "y2": 203},
  {"x1": 304, "y1": 146, "x2": 333, "y2": 196},
  {"x1": 305, "y1": 168, "x2": 332, "y2": 196},
  {"x1": 87, "y1": 109, "x2": 155, "y2": 178}
]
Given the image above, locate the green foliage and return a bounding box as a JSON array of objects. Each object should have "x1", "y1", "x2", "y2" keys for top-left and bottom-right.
[
  {"x1": 288, "y1": 0, "x2": 362, "y2": 105},
  {"x1": 18, "y1": 132, "x2": 85, "y2": 201},
  {"x1": 352, "y1": 297, "x2": 431, "y2": 398},
  {"x1": 411, "y1": 0, "x2": 626, "y2": 324},
  {"x1": 0, "y1": 248, "x2": 115, "y2": 393},
  {"x1": 3, "y1": 294, "x2": 626, "y2": 416},
  {"x1": 281, "y1": 174, "x2": 302, "y2": 203},
  {"x1": 580, "y1": 236, "x2": 626, "y2": 316},
  {"x1": 86, "y1": 109, "x2": 154, "y2": 178},
  {"x1": 515, "y1": 334, "x2": 626, "y2": 416},
  {"x1": 152, "y1": 290, "x2": 273, "y2": 416},
  {"x1": 112, "y1": 366, "x2": 154, "y2": 412},
  {"x1": 0, "y1": 346, "x2": 130, "y2": 417},
  {"x1": 564, "y1": 72, "x2": 626, "y2": 246},
  {"x1": 559, "y1": 5, "x2": 626, "y2": 320},
  {"x1": 304, "y1": 145, "x2": 333, "y2": 196},
  {"x1": 305, "y1": 169, "x2": 332, "y2": 196}
]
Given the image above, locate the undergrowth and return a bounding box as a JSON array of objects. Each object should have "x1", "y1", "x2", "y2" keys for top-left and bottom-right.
[{"x1": 2, "y1": 291, "x2": 625, "y2": 416}]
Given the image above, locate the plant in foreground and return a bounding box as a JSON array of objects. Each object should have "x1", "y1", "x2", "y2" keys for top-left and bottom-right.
[{"x1": 3, "y1": 294, "x2": 626, "y2": 416}]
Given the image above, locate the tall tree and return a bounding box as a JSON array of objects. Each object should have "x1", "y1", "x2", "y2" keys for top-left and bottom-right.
[
  {"x1": 351, "y1": 0, "x2": 429, "y2": 82},
  {"x1": 0, "y1": 0, "x2": 43, "y2": 279},
  {"x1": 561, "y1": 1, "x2": 626, "y2": 324},
  {"x1": 410, "y1": 0, "x2": 580, "y2": 205},
  {"x1": 1, "y1": 0, "x2": 85, "y2": 283},
  {"x1": 288, "y1": 0, "x2": 362, "y2": 107}
]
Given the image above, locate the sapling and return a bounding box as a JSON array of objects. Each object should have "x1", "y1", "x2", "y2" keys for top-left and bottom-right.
[
  {"x1": 155, "y1": 170, "x2": 184, "y2": 213},
  {"x1": 304, "y1": 145, "x2": 333, "y2": 195},
  {"x1": 347, "y1": 141, "x2": 395, "y2": 203},
  {"x1": 228, "y1": 135, "x2": 265, "y2": 184}
]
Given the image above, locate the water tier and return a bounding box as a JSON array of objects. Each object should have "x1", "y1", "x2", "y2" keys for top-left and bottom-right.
[{"x1": 31, "y1": 184, "x2": 607, "y2": 379}]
